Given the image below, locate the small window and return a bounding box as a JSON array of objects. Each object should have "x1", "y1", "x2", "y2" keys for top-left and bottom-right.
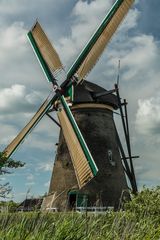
[
  {"x1": 68, "y1": 191, "x2": 77, "y2": 209},
  {"x1": 108, "y1": 149, "x2": 116, "y2": 167}
]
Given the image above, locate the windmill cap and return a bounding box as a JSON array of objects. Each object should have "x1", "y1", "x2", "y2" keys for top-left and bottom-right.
[{"x1": 73, "y1": 81, "x2": 118, "y2": 110}]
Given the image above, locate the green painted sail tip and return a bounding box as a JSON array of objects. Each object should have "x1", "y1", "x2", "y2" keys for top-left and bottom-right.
[
  {"x1": 27, "y1": 31, "x2": 53, "y2": 83},
  {"x1": 67, "y1": 0, "x2": 134, "y2": 81},
  {"x1": 60, "y1": 95, "x2": 98, "y2": 176}
]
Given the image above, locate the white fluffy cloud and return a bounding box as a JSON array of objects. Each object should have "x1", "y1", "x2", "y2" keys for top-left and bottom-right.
[
  {"x1": 56, "y1": 0, "x2": 113, "y2": 67},
  {"x1": 0, "y1": 20, "x2": 50, "y2": 90},
  {"x1": 0, "y1": 0, "x2": 62, "y2": 16},
  {"x1": 38, "y1": 162, "x2": 53, "y2": 172},
  {"x1": 0, "y1": 19, "x2": 53, "y2": 152},
  {"x1": 56, "y1": 0, "x2": 140, "y2": 72},
  {"x1": 136, "y1": 96, "x2": 160, "y2": 136},
  {"x1": 0, "y1": 123, "x2": 17, "y2": 145},
  {"x1": 121, "y1": 35, "x2": 158, "y2": 82},
  {"x1": 0, "y1": 22, "x2": 26, "y2": 49},
  {"x1": 0, "y1": 84, "x2": 43, "y2": 113}
]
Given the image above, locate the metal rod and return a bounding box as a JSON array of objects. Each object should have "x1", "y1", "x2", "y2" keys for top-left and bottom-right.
[
  {"x1": 114, "y1": 124, "x2": 134, "y2": 186},
  {"x1": 116, "y1": 59, "x2": 120, "y2": 87},
  {"x1": 115, "y1": 84, "x2": 128, "y2": 140},
  {"x1": 123, "y1": 99, "x2": 137, "y2": 193},
  {"x1": 124, "y1": 99, "x2": 129, "y2": 136},
  {"x1": 121, "y1": 156, "x2": 139, "y2": 160},
  {"x1": 115, "y1": 84, "x2": 137, "y2": 193},
  {"x1": 46, "y1": 113, "x2": 61, "y2": 127}
]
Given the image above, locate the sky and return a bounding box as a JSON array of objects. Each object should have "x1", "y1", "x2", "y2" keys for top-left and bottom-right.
[{"x1": 0, "y1": 0, "x2": 160, "y2": 202}]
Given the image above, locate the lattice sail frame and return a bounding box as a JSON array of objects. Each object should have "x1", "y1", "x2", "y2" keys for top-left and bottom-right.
[
  {"x1": 3, "y1": 92, "x2": 55, "y2": 158},
  {"x1": 58, "y1": 102, "x2": 96, "y2": 188},
  {"x1": 31, "y1": 21, "x2": 64, "y2": 78},
  {"x1": 28, "y1": 23, "x2": 98, "y2": 188},
  {"x1": 68, "y1": 0, "x2": 134, "y2": 83},
  {"x1": 58, "y1": 95, "x2": 98, "y2": 188}
]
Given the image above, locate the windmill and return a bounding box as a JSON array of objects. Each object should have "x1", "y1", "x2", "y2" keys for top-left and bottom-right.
[{"x1": 2, "y1": 0, "x2": 137, "y2": 211}]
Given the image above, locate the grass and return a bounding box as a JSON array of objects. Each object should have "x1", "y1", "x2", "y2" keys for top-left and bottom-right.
[{"x1": 0, "y1": 187, "x2": 160, "y2": 239}]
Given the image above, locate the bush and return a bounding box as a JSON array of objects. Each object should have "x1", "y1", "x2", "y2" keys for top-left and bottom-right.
[{"x1": 0, "y1": 187, "x2": 160, "y2": 239}]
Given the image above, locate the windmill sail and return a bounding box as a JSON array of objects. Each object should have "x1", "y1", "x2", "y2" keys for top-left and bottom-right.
[
  {"x1": 28, "y1": 23, "x2": 98, "y2": 187},
  {"x1": 28, "y1": 21, "x2": 64, "y2": 82},
  {"x1": 3, "y1": 92, "x2": 55, "y2": 158},
  {"x1": 67, "y1": 0, "x2": 134, "y2": 83},
  {"x1": 2, "y1": 0, "x2": 135, "y2": 182},
  {"x1": 58, "y1": 99, "x2": 97, "y2": 188}
]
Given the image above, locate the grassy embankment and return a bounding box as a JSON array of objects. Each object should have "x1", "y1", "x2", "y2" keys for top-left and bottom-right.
[{"x1": 0, "y1": 187, "x2": 160, "y2": 240}]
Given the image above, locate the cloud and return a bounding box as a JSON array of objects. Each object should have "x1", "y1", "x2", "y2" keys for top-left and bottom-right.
[
  {"x1": 26, "y1": 174, "x2": 34, "y2": 181},
  {"x1": 120, "y1": 35, "x2": 158, "y2": 82},
  {"x1": 0, "y1": 22, "x2": 26, "y2": 50},
  {"x1": 0, "y1": 177, "x2": 6, "y2": 181},
  {"x1": 25, "y1": 181, "x2": 35, "y2": 186},
  {"x1": 20, "y1": 115, "x2": 59, "y2": 152},
  {"x1": 0, "y1": 124, "x2": 17, "y2": 145},
  {"x1": 0, "y1": 0, "x2": 64, "y2": 18},
  {"x1": 0, "y1": 84, "x2": 43, "y2": 114},
  {"x1": 0, "y1": 20, "x2": 50, "y2": 91},
  {"x1": 135, "y1": 96, "x2": 160, "y2": 136},
  {"x1": 38, "y1": 162, "x2": 53, "y2": 172},
  {"x1": 0, "y1": 17, "x2": 56, "y2": 153},
  {"x1": 56, "y1": 0, "x2": 113, "y2": 67},
  {"x1": 44, "y1": 181, "x2": 50, "y2": 188},
  {"x1": 56, "y1": 0, "x2": 140, "y2": 72}
]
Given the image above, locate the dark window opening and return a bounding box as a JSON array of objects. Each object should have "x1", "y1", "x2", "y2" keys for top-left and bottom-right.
[
  {"x1": 108, "y1": 149, "x2": 116, "y2": 167},
  {"x1": 68, "y1": 192, "x2": 88, "y2": 210},
  {"x1": 68, "y1": 192, "x2": 77, "y2": 209}
]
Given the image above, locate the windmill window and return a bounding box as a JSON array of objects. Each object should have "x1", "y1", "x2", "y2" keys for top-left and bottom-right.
[
  {"x1": 108, "y1": 149, "x2": 116, "y2": 167},
  {"x1": 68, "y1": 192, "x2": 77, "y2": 209}
]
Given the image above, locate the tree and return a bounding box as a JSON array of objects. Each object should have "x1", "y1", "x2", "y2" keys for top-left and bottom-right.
[
  {"x1": 0, "y1": 200, "x2": 19, "y2": 212},
  {"x1": 0, "y1": 152, "x2": 24, "y2": 174},
  {"x1": 0, "y1": 183, "x2": 12, "y2": 199},
  {"x1": 0, "y1": 152, "x2": 25, "y2": 198}
]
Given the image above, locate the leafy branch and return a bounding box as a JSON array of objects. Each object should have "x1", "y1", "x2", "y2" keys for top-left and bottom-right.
[
  {"x1": 0, "y1": 152, "x2": 25, "y2": 198},
  {"x1": 0, "y1": 152, "x2": 25, "y2": 174}
]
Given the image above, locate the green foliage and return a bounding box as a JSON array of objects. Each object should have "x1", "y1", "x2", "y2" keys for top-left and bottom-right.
[
  {"x1": 0, "y1": 151, "x2": 25, "y2": 198},
  {"x1": 0, "y1": 152, "x2": 24, "y2": 174},
  {"x1": 0, "y1": 187, "x2": 160, "y2": 239},
  {"x1": 124, "y1": 186, "x2": 160, "y2": 220},
  {"x1": 0, "y1": 183, "x2": 12, "y2": 199},
  {"x1": 0, "y1": 200, "x2": 19, "y2": 213}
]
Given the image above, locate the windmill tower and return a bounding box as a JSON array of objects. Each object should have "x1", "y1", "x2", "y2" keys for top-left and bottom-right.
[
  {"x1": 43, "y1": 81, "x2": 129, "y2": 211},
  {"x1": 2, "y1": 0, "x2": 137, "y2": 211}
]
